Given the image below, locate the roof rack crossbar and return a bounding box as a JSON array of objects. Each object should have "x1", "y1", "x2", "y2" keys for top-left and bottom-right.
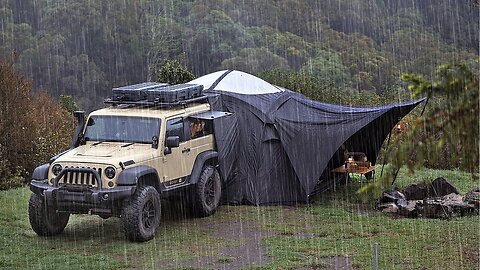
[{"x1": 104, "y1": 95, "x2": 210, "y2": 107}]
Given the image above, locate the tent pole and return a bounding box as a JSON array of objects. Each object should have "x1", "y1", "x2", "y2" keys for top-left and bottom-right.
[
  {"x1": 391, "y1": 167, "x2": 401, "y2": 185},
  {"x1": 420, "y1": 97, "x2": 429, "y2": 116},
  {"x1": 380, "y1": 132, "x2": 392, "y2": 178}
]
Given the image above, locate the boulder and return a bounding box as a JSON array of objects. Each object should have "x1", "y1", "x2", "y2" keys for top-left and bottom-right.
[
  {"x1": 423, "y1": 199, "x2": 449, "y2": 219},
  {"x1": 428, "y1": 177, "x2": 459, "y2": 197},
  {"x1": 379, "y1": 189, "x2": 406, "y2": 204},
  {"x1": 443, "y1": 193, "x2": 464, "y2": 202},
  {"x1": 423, "y1": 193, "x2": 475, "y2": 218},
  {"x1": 398, "y1": 200, "x2": 421, "y2": 217},
  {"x1": 463, "y1": 186, "x2": 480, "y2": 207},
  {"x1": 404, "y1": 183, "x2": 428, "y2": 200}
]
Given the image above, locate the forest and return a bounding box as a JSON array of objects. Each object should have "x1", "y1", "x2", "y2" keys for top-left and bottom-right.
[
  {"x1": 1, "y1": 0, "x2": 478, "y2": 110},
  {"x1": 0, "y1": 0, "x2": 478, "y2": 187}
]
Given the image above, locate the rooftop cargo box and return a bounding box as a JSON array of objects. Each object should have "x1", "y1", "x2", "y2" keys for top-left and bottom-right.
[
  {"x1": 147, "y1": 84, "x2": 203, "y2": 103},
  {"x1": 112, "y1": 82, "x2": 168, "y2": 101}
]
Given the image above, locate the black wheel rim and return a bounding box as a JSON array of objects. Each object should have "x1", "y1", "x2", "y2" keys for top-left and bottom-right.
[
  {"x1": 142, "y1": 200, "x2": 156, "y2": 229},
  {"x1": 204, "y1": 174, "x2": 216, "y2": 207}
]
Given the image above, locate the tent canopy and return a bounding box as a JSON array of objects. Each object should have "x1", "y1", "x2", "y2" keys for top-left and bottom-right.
[
  {"x1": 190, "y1": 70, "x2": 284, "y2": 95},
  {"x1": 189, "y1": 70, "x2": 424, "y2": 205}
]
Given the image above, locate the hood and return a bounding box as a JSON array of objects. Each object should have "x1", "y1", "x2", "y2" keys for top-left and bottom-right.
[{"x1": 55, "y1": 142, "x2": 157, "y2": 167}]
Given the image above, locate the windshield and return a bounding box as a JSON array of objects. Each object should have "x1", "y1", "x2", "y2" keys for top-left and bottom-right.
[{"x1": 84, "y1": 115, "x2": 160, "y2": 144}]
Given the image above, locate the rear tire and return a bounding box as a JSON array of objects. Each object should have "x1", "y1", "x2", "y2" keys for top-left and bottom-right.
[
  {"x1": 28, "y1": 193, "x2": 69, "y2": 236},
  {"x1": 195, "y1": 165, "x2": 221, "y2": 217},
  {"x1": 121, "y1": 186, "x2": 161, "y2": 242}
]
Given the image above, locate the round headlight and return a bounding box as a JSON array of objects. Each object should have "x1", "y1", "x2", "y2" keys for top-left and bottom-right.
[
  {"x1": 52, "y1": 164, "x2": 62, "y2": 176},
  {"x1": 105, "y1": 166, "x2": 116, "y2": 179}
]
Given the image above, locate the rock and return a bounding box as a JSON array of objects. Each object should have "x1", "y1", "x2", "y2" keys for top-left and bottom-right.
[
  {"x1": 396, "y1": 198, "x2": 408, "y2": 208},
  {"x1": 428, "y1": 177, "x2": 459, "y2": 197},
  {"x1": 398, "y1": 200, "x2": 421, "y2": 217},
  {"x1": 423, "y1": 193, "x2": 475, "y2": 218},
  {"x1": 423, "y1": 199, "x2": 450, "y2": 219},
  {"x1": 378, "y1": 203, "x2": 399, "y2": 213},
  {"x1": 464, "y1": 186, "x2": 480, "y2": 207},
  {"x1": 404, "y1": 178, "x2": 459, "y2": 200},
  {"x1": 443, "y1": 193, "x2": 463, "y2": 202},
  {"x1": 404, "y1": 183, "x2": 428, "y2": 200},
  {"x1": 379, "y1": 190, "x2": 406, "y2": 204}
]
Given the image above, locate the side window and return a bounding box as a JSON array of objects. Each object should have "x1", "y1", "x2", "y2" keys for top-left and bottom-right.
[
  {"x1": 188, "y1": 118, "x2": 213, "y2": 139},
  {"x1": 166, "y1": 117, "x2": 184, "y2": 142}
]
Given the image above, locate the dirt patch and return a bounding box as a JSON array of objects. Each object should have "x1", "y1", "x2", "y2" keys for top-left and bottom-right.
[
  {"x1": 463, "y1": 247, "x2": 480, "y2": 266},
  {"x1": 208, "y1": 220, "x2": 274, "y2": 269},
  {"x1": 157, "y1": 220, "x2": 274, "y2": 269}
]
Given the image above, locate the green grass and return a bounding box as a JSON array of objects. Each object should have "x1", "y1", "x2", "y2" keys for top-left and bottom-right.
[{"x1": 0, "y1": 167, "x2": 478, "y2": 270}]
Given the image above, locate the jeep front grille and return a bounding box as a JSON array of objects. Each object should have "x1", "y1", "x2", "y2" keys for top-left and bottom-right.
[{"x1": 54, "y1": 166, "x2": 103, "y2": 188}]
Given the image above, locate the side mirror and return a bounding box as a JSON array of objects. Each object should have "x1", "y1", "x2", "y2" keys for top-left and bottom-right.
[
  {"x1": 152, "y1": 136, "x2": 159, "y2": 149},
  {"x1": 164, "y1": 136, "x2": 179, "y2": 155},
  {"x1": 166, "y1": 136, "x2": 180, "y2": 148}
]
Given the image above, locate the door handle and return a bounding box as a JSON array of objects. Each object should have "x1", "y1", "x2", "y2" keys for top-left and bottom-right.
[{"x1": 182, "y1": 148, "x2": 191, "y2": 153}]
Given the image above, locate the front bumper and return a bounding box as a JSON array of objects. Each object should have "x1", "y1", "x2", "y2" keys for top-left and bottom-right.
[{"x1": 30, "y1": 179, "x2": 136, "y2": 214}]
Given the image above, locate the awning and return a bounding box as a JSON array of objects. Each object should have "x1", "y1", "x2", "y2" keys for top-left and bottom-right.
[{"x1": 190, "y1": 111, "x2": 233, "y2": 120}]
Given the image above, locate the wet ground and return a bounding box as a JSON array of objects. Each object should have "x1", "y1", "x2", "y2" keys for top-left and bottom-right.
[{"x1": 156, "y1": 206, "x2": 354, "y2": 270}]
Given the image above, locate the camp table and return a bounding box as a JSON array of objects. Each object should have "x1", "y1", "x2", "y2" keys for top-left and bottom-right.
[{"x1": 332, "y1": 164, "x2": 376, "y2": 183}]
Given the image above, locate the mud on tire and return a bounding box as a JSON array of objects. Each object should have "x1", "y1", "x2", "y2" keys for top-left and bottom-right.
[
  {"x1": 28, "y1": 193, "x2": 69, "y2": 236},
  {"x1": 121, "y1": 185, "x2": 161, "y2": 242},
  {"x1": 195, "y1": 165, "x2": 222, "y2": 217}
]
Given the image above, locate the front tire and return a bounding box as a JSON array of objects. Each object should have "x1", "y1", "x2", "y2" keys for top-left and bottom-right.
[
  {"x1": 121, "y1": 186, "x2": 161, "y2": 242},
  {"x1": 28, "y1": 193, "x2": 69, "y2": 236},
  {"x1": 195, "y1": 165, "x2": 222, "y2": 217}
]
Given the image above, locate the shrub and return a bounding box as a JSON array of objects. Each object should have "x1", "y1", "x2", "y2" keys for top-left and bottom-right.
[{"x1": 0, "y1": 58, "x2": 73, "y2": 189}]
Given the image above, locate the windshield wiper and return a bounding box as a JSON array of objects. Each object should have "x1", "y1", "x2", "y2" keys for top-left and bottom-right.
[
  {"x1": 92, "y1": 141, "x2": 105, "y2": 146},
  {"x1": 121, "y1": 142, "x2": 135, "y2": 147}
]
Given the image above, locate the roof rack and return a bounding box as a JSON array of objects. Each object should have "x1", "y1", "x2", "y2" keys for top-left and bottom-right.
[
  {"x1": 104, "y1": 95, "x2": 209, "y2": 107},
  {"x1": 104, "y1": 83, "x2": 209, "y2": 108}
]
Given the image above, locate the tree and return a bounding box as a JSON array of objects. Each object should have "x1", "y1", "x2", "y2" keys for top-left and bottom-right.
[
  {"x1": 0, "y1": 8, "x2": 35, "y2": 56},
  {"x1": 359, "y1": 63, "x2": 479, "y2": 196},
  {"x1": 247, "y1": 26, "x2": 314, "y2": 69},
  {"x1": 186, "y1": 9, "x2": 253, "y2": 74},
  {"x1": 259, "y1": 69, "x2": 386, "y2": 107},
  {"x1": 59, "y1": 95, "x2": 80, "y2": 113},
  {"x1": 300, "y1": 49, "x2": 350, "y2": 89},
  {"x1": 221, "y1": 48, "x2": 290, "y2": 74},
  {"x1": 156, "y1": 59, "x2": 195, "y2": 85},
  {"x1": 143, "y1": 17, "x2": 186, "y2": 81}
]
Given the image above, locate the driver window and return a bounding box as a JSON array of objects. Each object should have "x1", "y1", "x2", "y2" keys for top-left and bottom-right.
[{"x1": 166, "y1": 117, "x2": 184, "y2": 142}]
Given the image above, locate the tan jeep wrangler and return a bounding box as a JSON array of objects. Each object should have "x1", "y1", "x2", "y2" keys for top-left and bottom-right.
[{"x1": 29, "y1": 83, "x2": 227, "y2": 242}]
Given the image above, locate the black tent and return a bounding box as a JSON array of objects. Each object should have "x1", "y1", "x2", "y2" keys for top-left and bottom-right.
[{"x1": 189, "y1": 70, "x2": 424, "y2": 205}]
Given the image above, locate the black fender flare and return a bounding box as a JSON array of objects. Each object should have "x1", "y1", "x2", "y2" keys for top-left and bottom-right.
[
  {"x1": 117, "y1": 165, "x2": 162, "y2": 192},
  {"x1": 31, "y1": 163, "x2": 50, "y2": 181},
  {"x1": 188, "y1": 150, "x2": 219, "y2": 185}
]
